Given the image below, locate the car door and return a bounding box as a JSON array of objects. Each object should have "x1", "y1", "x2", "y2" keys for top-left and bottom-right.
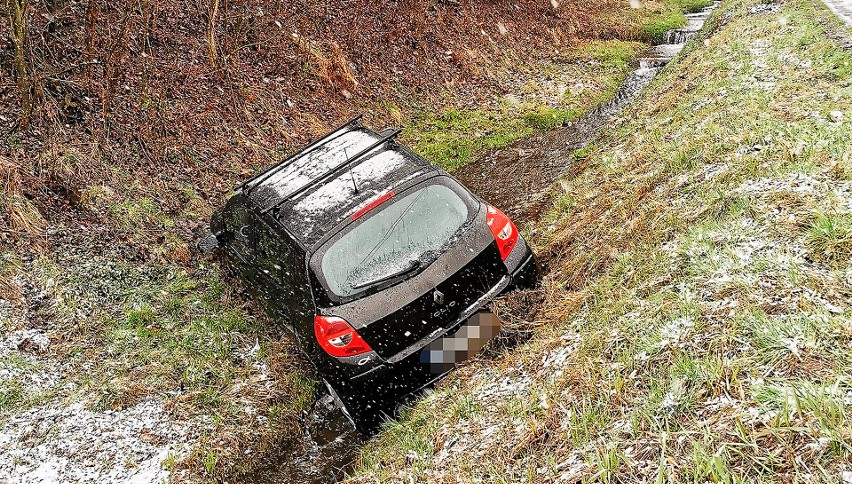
[{"x1": 253, "y1": 218, "x2": 312, "y2": 338}]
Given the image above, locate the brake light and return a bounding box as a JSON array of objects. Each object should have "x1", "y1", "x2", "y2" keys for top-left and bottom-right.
[
  {"x1": 314, "y1": 315, "x2": 372, "y2": 357},
  {"x1": 486, "y1": 205, "x2": 518, "y2": 260},
  {"x1": 351, "y1": 190, "x2": 395, "y2": 220}
]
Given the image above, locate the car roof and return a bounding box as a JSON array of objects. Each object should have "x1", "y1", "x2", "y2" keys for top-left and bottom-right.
[{"x1": 243, "y1": 125, "x2": 440, "y2": 248}]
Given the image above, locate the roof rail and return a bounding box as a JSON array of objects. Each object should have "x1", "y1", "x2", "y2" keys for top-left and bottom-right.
[
  {"x1": 262, "y1": 128, "x2": 402, "y2": 215},
  {"x1": 237, "y1": 114, "x2": 363, "y2": 192}
]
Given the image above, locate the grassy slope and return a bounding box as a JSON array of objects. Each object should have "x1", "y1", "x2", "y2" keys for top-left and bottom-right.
[{"x1": 352, "y1": 0, "x2": 852, "y2": 482}]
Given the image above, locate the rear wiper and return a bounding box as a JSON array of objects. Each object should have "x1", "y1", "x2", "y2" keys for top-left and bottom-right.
[{"x1": 351, "y1": 260, "x2": 421, "y2": 290}]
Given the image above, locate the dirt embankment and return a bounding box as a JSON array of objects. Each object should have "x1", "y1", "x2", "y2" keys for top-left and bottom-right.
[
  {"x1": 0, "y1": 0, "x2": 673, "y2": 481},
  {"x1": 1, "y1": 0, "x2": 649, "y2": 248}
]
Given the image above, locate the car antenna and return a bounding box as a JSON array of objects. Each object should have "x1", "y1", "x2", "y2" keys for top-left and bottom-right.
[{"x1": 344, "y1": 147, "x2": 359, "y2": 194}]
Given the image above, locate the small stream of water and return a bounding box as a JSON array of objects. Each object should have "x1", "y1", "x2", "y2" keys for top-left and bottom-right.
[
  {"x1": 255, "y1": 4, "x2": 718, "y2": 482},
  {"x1": 456, "y1": 3, "x2": 718, "y2": 225}
]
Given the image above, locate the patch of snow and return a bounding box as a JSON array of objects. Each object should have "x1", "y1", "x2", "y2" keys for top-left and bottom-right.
[
  {"x1": 478, "y1": 373, "x2": 533, "y2": 400},
  {"x1": 659, "y1": 391, "x2": 679, "y2": 411},
  {"x1": 0, "y1": 398, "x2": 193, "y2": 484},
  {"x1": 292, "y1": 150, "x2": 409, "y2": 219},
  {"x1": 735, "y1": 173, "x2": 825, "y2": 195},
  {"x1": 655, "y1": 316, "x2": 695, "y2": 349},
  {"x1": 748, "y1": 3, "x2": 781, "y2": 15},
  {"x1": 2, "y1": 329, "x2": 50, "y2": 353},
  {"x1": 540, "y1": 341, "x2": 577, "y2": 370}
]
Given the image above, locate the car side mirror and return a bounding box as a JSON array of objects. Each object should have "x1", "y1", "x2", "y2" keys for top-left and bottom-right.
[{"x1": 198, "y1": 232, "x2": 221, "y2": 254}]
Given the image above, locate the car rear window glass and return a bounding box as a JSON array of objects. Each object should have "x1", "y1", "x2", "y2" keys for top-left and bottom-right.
[{"x1": 319, "y1": 182, "x2": 469, "y2": 298}]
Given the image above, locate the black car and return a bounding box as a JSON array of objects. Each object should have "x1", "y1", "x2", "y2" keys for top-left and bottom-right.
[{"x1": 202, "y1": 115, "x2": 538, "y2": 427}]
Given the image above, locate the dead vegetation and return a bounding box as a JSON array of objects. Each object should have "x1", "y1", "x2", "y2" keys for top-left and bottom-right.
[
  {"x1": 0, "y1": 0, "x2": 740, "y2": 481},
  {"x1": 0, "y1": 0, "x2": 657, "y2": 248},
  {"x1": 351, "y1": 0, "x2": 852, "y2": 481}
]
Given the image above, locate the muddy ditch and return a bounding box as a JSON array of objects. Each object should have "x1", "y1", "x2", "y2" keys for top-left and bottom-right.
[
  {"x1": 252, "y1": 4, "x2": 719, "y2": 483},
  {"x1": 456, "y1": 4, "x2": 718, "y2": 228}
]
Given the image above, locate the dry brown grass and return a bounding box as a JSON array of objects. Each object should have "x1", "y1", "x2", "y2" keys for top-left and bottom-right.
[
  {"x1": 1, "y1": 157, "x2": 45, "y2": 238},
  {"x1": 352, "y1": 0, "x2": 852, "y2": 481}
]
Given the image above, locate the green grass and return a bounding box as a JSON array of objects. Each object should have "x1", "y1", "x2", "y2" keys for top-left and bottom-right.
[
  {"x1": 642, "y1": 0, "x2": 715, "y2": 42},
  {"x1": 403, "y1": 108, "x2": 538, "y2": 171},
  {"x1": 109, "y1": 197, "x2": 172, "y2": 231},
  {"x1": 400, "y1": 40, "x2": 645, "y2": 171},
  {"x1": 806, "y1": 212, "x2": 852, "y2": 264},
  {"x1": 643, "y1": 9, "x2": 688, "y2": 42},
  {"x1": 671, "y1": 0, "x2": 716, "y2": 13},
  {"x1": 350, "y1": 0, "x2": 852, "y2": 481}
]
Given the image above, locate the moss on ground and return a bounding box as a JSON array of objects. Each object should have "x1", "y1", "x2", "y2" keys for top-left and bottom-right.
[{"x1": 351, "y1": 0, "x2": 852, "y2": 481}]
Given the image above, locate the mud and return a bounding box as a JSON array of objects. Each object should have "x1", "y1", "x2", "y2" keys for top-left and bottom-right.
[{"x1": 456, "y1": 3, "x2": 718, "y2": 226}]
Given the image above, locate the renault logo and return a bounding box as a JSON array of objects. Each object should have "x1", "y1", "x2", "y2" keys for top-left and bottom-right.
[{"x1": 433, "y1": 289, "x2": 445, "y2": 305}]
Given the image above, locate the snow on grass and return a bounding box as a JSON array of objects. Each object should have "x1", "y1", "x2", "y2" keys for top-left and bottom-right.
[
  {"x1": 351, "y1": 0, "x2": 852, "y2": 481},
  {"x1": 0, "y1": 398, "x2": 192, "y2": 483}
]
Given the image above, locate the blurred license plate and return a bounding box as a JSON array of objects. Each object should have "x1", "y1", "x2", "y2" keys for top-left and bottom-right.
[{"x1": 420, "y1": 311, "x2": 501, "y2": 374}]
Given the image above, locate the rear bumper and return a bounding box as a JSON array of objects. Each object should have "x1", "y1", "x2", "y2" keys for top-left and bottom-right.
[
  {"x1": 506, "y1": 246, "x2": 539, "y2": 292},
  {"x1": 334, "y1": 336, "x2": 457, "y2": 429},
  {"x1": 332, "y1": 249, "x2": 540, "y2": 426},
  {"x1": 340, "y1": 275, "x2": 512, "y2": 394}
]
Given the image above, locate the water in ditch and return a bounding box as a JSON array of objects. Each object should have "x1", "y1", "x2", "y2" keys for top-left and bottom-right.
[
  {"x1": 456, "y1": 3, "x2": 718, "y2": 226},
  {"x1": 254, "y1": 4, "x2": 718, "y2": 482}
]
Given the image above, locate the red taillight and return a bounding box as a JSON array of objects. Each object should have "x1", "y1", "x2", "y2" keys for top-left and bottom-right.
[
  {"x1": 351, "y1": 190, "x2": 395, "y2": 220},
  {"x1": 486, "y1": 204, "x2": 518, "y2": 260},
  {"x1": 314, "y1": 315, "x2": 372, "y2": 357}
]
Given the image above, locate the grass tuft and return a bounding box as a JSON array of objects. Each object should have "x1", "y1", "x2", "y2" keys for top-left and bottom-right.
[{"x1": 805, "y1": 213, "x2": 852, "y2": 264}]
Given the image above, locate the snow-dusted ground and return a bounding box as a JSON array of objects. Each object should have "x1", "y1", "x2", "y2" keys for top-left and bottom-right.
[
  {"x1": 823, "y1": 0, "x2": 852, "y2": 26},
  {"x1": 0, "y1": 399, "x2": 193, "y2": 484},
  {"x1": 0, "y1": 314, "x2": 195, "y2": 483}
]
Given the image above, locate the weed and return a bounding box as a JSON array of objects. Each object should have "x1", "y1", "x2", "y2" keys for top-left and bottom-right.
[{"x1": 805, "y1": 213, "x2": 852, "y2": 264}]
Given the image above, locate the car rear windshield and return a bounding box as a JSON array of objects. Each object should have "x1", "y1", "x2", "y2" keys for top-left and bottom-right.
[{"x1": 318, "y1": 180, "x2": 470, "y2": 298}]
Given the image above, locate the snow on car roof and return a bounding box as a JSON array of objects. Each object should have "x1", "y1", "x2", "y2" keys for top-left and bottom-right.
[{"x1": 246, "y1": 126, "x2": 437, "y2": 247}]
